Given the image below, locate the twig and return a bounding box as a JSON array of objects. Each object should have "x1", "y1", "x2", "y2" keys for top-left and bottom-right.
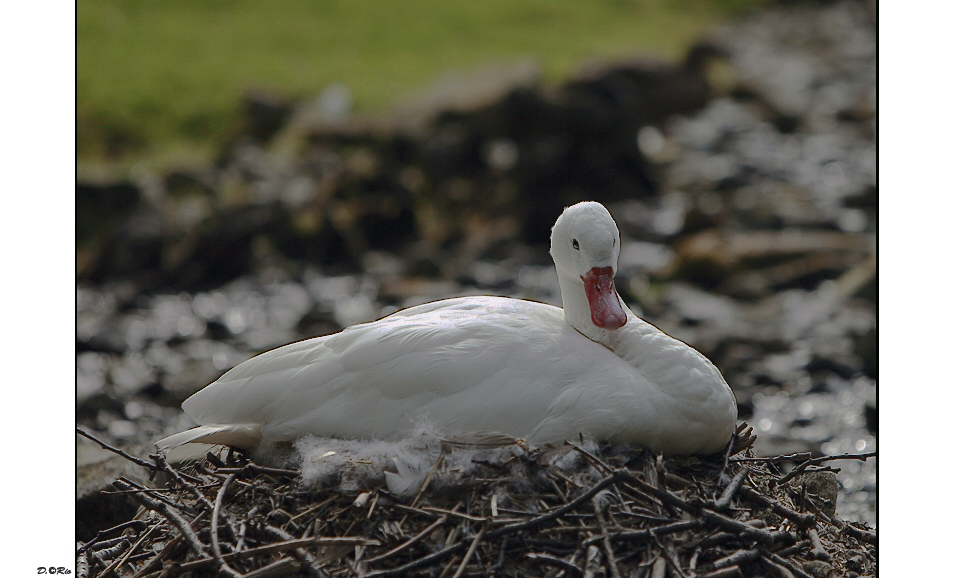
[
  {"x1": 616, "y1": 470, "x2": 775, "y2": 547},
  {"x1": 437, "y1": 555, "x2": 460, "y2": 578},
  {"x1": 773, "y1": 539, "x2": 811, "y2": 558},
  {"x1": 422, "y1": 506, "x2": 489, "y2": 523},
  {"x1": 78, "y1": 520, "x2": 147, "y2": 554},
  {"x1": 242, "y1": 556, "x2": 300, "y2": 578},
  {"x1": 807, "y1": 528, "x2": 829, "y2": 560},
  {"x1": 583, "y1": 520, "x2": 702, "y2": 545},
  {"x1": 410, "y1": 451, "x2": 445, "y2": 509},
  {"x1": 390, "y1": 502, "x2": 442, "y2": 519},
  {"x1": 362, "y1": 533, "x2": 470, "y2": 578},
  {"x1": 711, "y1": 548, "x2": 759, "y2": 569},
  {"x1": 737, "y1": 485, "x2": 815, "y2": 527},
  {"x1": 731, "y1": 452, "x2": 812, "y2": 464},
  {"x1": 526, "y1": 552, "x2": 583, "y2": 577},
  {"x1": 648, "y1": 527, "x2": 687, "y2": 578},
  {"x1": 591, "y1": 496, "x2": 622, "y2": 578},
  {"x1": 131, "y1": 534, "x2": 183, "y2": 578},
  {"x1": 113, "y1": 479, "x2": 208, "y2": 560},
  {"x1": 485, "y1": 471, "x2": 626, "y2": 539},
  {"x1": 698, "y1": 566, "x2": 741, "y2": 578},
  {"x1": 714, "y1": 467, "x2": 749, "y2": 511},
  {"x1": 451, "y1": 524, "x2": 488, "y2": 578},
  {"x1": 171, "y1": 535, "x2": 378, "y2": 574},
  {"x1": 650, "y1": 556, "x2": 666, "y2": 578},
  {"x1": 757, "y1": 553, "x2": 799, "y2": 578},
  {"x1": 89, "y1": 538, "x2": 130, "y2": 571},
  {"x1": 763, "y1": 551, "x2": 811, "y2": 578},
  {"x1": 489, "y1": 536, "x2": 508, "y2": 576},
  {"x1": 211, "y1": 473, "x2": 243, "y2": 577},
  {"x1": 215, "y1": 463, "x2": 300, "y2": 479},
  {"x1": 84, "y1": 433, "x2": 874, "y2": 577},
  {"x1": 719, "y1": 433, "x2": 736, "y2": 480},
  {"x1": 567, "y1": 442, "x2": 614, "y2": 477},
  {"x1": 97, "y1": 524, "x2": 160, "y2": 578},
  {"x1": 582, "y1": 545, "x2": 602, "y2": 578},
  {"x1": 365, "y1": 471, "x2": 625, "y2": 577},
  {"x1": 772, "y1": 452, "x2": 877, "y2": 487},
  {"x1": 77, "y1": 427, "x2": 160, "y2": 473},
  {"x1": 790, "y1": 488, "x2": 877, "y2": 544},
  {"x1": 115, "y1": 476, "x2": 192, "y2": 514},
  {"x1": 363, "y1": 513, "x2": 451, "y2": 565},
  {"x1": 77, "y1": 546, "x2": 90, "y2": 578},
  {"x1": 152, "y1": 451, "x2": 209, "y2": 498},
  {"x1": 260, "y1": 525, "x2": 331, "y2": 578}
]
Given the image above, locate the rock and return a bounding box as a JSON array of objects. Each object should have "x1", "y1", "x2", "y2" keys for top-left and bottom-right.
[
  {"x1": 801, "y1": 470, "x2": 839, "y2": 518},
  {"x1": 565, "y1": 41, "x2": 729, "y2": 128},
  {"x1": 802, "y1": 560, "x2": 835, "y2": 578},
  {"x1": 164, "y1": 202, "x2": 289, "y2": 290},
  {"x1": 844, "y1": 550, "x2": 870, "y2": 574},
  {"x1": 241, "y1": 88, "x2": 295, "y2": 142},
  {"x1": 390, "y1": 59, "x2": 542, "y2": 133},
  {"x1": 76, "y1": 437, "x2": 150, "y2": 542},
  {"x1": 675, "y1": 228, "x2": 872, "y2": 292},
  {"x1": 864, "y1": 398, "x2": 877, "y2": 434},
  {"x1": 76, "y1": 178, "x2": 141, "y2": 246}
]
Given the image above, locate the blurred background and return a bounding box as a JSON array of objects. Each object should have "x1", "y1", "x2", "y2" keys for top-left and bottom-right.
[{"x1": 76, "y1": 0, "x2": 876, "y2": 539}]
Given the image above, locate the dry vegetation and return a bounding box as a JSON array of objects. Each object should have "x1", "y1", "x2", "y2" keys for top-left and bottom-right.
[{"x1": 77, "y1": 426, "x2": 875, "y2": 578}]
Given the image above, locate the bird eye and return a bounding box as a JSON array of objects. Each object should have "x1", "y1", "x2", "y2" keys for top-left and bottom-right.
[{"x1": 572, "y1": 239, "x2": 580, "y2": 250}]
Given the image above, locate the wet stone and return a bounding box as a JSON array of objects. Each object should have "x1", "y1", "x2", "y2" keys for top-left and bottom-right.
[{"x1": 800, "y1": 471, "x2": 839, "y2": 517}]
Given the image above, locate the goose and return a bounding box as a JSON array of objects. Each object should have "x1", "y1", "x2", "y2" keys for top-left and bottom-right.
[{"x1": 157, "y1": 201, "x2": 737, "y2": 456}]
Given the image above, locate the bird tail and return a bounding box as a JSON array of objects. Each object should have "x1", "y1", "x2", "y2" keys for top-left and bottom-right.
[{"x1": 156, "y1": 423, "x2": 263, "y2": 452}]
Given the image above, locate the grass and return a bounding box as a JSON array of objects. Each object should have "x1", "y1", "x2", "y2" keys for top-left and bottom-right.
[{"x1": 77, "y1": 0, "x2": 765, "y2": 165}]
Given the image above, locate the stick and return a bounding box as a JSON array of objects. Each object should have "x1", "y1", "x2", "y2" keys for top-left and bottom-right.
[
  {"x1": 215, "y1": 463, "x2": 300, "y2": 479},
  {"x1": 582, "y1": 545, "x2": 602, "y2": 578},
  {"x1": 592, "y1": 496, "x2": 622, "y2": 578},
  {"x1": 77, "y1": 520, "x2": 148, "y2": 554},
  {"x1": 719, "y1": 433, "x2": 736, "y2": 480},
  {"x1": 113, "y1": 479, "x2": 208, "y2": 560},
  {"x1": 364, "y1": 471, "x2": 625, "y2": 577},
  {"x1": 260, "y1": 525, "x2": 332, "y2": 578},
  {"x1": 648, "y1": 527, "x2": 687, "y2": 578},
  {"x1": 363, "y1": 514, "x2": 450, "y2": 565},
  {"x1": 568, "y1": 442, "x2": 614, "y2": 477},
  {"x1": 772, "y1": 452, "x2": 877, "y2": 487},
  {"x1": 77, "y1": 427, "x2": 160, "y2": 473},
  {"x1": 711, "y1": 548, "x2": 759, "y2": 569},
  {"x1": 211, "y1": 474, "x2": 243, "y2": 577},
  {"x1": 98, "y1": 524, "x2": 160, "y2": 578},
  {"x1": 486, "y1": 471, "x2": 626, "y2": 539},
  {"x1": 242, "y1": 557, "x2": 300, "y2": 578},
  {"x1": 762, "y1": 551, "x2": 812, "y2": 578},
  {"x1": 115, "y1": 476, "x2": 193, "y2": 514},
  {"x1": 451, "y1": 524, "x2": 488, "y2": 578},
  {"x1": 152, "y1": 451, "x2": 209, "y2": 498},
  {"x1": 583, "y1": 520, "x2": 702, "y2": 545},
  {"x1": 737, "y1": 485, "x2": 815, "y2": 527},
  {"x1": 525, "y1": 552, "x2": 583, "y2": 577},
  {"x1": 714, "y1": 467, "x2": 749, "y2": 510},
  {"x1": 807, "y1": 528, "x2": 829, "y2": 560},
  {"x1": 410, "y1": 452, "x2": 445, "y2": 509},
  {"x1": 616, "y1": 470, "x2": 775, "y2": 547}
]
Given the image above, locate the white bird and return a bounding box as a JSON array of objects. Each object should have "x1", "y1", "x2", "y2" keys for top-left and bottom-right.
[{"x1": 157, "y1": 201, "x2": 737, "y2": 455}]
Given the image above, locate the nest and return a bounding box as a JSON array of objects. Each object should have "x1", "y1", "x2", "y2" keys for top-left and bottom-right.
[{"x1": 77, "y1": 425, "x2": 875, "y2": 578}]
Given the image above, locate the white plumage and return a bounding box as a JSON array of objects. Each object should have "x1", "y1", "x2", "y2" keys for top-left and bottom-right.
[{"x1": 157, "y1": 201, "x2": 737, "y2": 455}]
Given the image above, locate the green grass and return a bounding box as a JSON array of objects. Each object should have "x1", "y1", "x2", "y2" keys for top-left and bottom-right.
[{"x1": 77, "y1": 0, "x2": 765, "y2": 165}]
